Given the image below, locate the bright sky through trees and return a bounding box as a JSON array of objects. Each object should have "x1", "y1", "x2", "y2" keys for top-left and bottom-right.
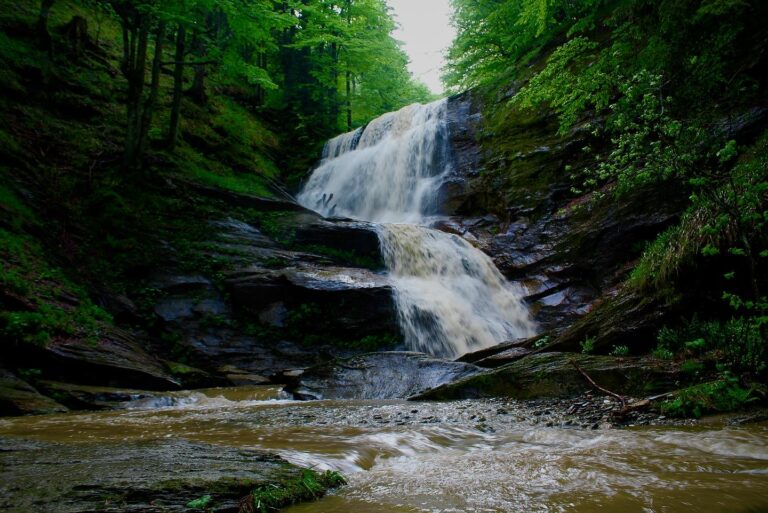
[{"x1": 387, "y1": 0, "x2": 455, "y2": 94}]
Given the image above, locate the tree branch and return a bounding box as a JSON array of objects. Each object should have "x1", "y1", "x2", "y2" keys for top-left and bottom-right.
[{"x1": 570, "y1": 359, "x2": 627, "y2": 408}]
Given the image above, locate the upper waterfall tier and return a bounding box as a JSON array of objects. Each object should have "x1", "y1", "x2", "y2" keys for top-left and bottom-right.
[{"x1": 298, "y1": 100, "x2": 452, "y2": 224}]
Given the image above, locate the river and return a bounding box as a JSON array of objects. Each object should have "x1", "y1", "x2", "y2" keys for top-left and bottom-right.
[{"x1": 1, "y1": 387, "x2": 767, "y2": 512}]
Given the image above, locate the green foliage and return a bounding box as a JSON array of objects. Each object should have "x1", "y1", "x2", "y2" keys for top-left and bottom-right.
[
  {"x1": 185, "y1": 494, "x2": 213, "y2": 510},
  {"x1": 0, "y1": 227, "x2": 113, "y2": 348},
  {"x1": 680, "y1": 360, "x2": 705, "y2": 376},
  {"x1": 580, "y1": 337, "x2": 595, "y2": 354},
  {"x1": 511, "y1": 36, "x2": 611, "y2": 134},
  {"x1": 652, "y1": 346, "x2": 674, "y2": 360},
  {"x1": 656, "y1": 316, "x2": 767, "y2": 375},
  {"x1": 444, "y1": 0, "x2": 601, "y2": 91},
  {"x1": 447, "y1": 0, "x2": 768, "y2": 383},
  {"x1": 17, "y1": 368, "x2": 42, "y2": 382},
  {"x1": 250, "y1": 469, "x2": 345, "y2": 513},
  {"x1": 610, "y1": 345, "x2": 630, "y2": 357},
  {"x1": 348, "y1": 334, "x2": 398, "y2": 352},
  {"x1": 297, "y1": 244, "x2": 381, "y2": 270},
  {"x1": 661, "y1": 375, "x2": 755, "y2": 418}
]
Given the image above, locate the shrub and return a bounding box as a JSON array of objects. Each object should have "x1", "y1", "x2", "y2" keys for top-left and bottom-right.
[
  {"x1": 651, "y1": 346, "x2": 674, "y2": 360},
  {"x1": 610, "y1": 345, "x2": 630, "y2": 356},
  {"x1": 655, "y1": 317, "x2": 767, "y2": 375},
  {"x1": 580, "y1": 337, "x2": 595, "y2": 354},
  {"x1": 661, "y1": 375, "x2": 755, "y2": 418}
]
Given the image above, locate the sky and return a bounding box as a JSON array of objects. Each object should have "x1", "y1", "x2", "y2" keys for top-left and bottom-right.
[{"x1": 386, "y1": 0, "x2": 456, "y2": 95}]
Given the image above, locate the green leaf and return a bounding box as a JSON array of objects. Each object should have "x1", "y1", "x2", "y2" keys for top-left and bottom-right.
[{"x1": 186, "y1": 495, "x2": 213, "y2": 509}]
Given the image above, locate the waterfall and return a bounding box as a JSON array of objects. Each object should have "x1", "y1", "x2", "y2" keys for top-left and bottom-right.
[
  {"x1": 298, "y1": 100, "x2": 451, "y2": 224},
  {"x1": 298, "y1": 99, "x2": 536, "y2": 358}
]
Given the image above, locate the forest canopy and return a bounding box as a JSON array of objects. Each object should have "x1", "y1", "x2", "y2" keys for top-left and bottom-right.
[{"x1": 33, "y1": 0, "x2": 433, "y2": 171}]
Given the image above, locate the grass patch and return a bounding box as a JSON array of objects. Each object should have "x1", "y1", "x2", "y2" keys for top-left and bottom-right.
[
  {"x1": 0, "y1": 226, "x2": 112, "y2": 347},
  {"x1": 247, "y1": 469, "x2": 346, "y2": 513}
]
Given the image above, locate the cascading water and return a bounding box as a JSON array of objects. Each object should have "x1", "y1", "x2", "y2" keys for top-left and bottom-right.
[
  {"x1": 298, "y1": 101, "x2": 451, "y2": 223},
  {"x1": 299, "y1": 99, "x2": 536, "y2": 357}
]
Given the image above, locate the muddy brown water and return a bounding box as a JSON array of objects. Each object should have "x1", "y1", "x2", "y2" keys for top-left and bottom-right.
[{"x1": 1, "y1": 386, "x2": 767, "y2": 513}]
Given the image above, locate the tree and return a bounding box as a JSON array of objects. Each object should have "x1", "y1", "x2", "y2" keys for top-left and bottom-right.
[
  {"x1": 38, "y1": 0, "x2": 56, "y2": 55},
  {"x1": 110, "y1": 0, "x2": 165, "y2": 170}
]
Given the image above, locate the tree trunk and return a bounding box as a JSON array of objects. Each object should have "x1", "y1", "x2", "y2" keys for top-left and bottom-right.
[
  {"x1": 257, "y1": 51, "x2": 267, "y2": 106},
  {"x1": 331, "y1": 42, "x2": 339, "y2": 126},
  {"x1": 187, "y1": 31, "x2": 207, "y2": 104},
  {"x1": 137, "y1": 20, "x2": 166, "y2": 164},
  {"x1": 345, "y1": 0, "x2": 353, "y2": 130},
  {"x1": 168, "y1": 23, "x2": 186, "y2": 150},
  {"x1": 123, "y1": 15, "x2": 150, "y2": 170},
  {"x1": 346, "y1": 70, "x2": 352, "y2": 130},
  {"x1": 120, "y1": 24, "x2": 129, "y2": 74},
  {"x1": 38, "y1": 0, "x2": 56, "y2": 56}
]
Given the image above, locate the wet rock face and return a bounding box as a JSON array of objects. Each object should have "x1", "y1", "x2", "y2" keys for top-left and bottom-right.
[
  {"x1": 227, "y1": 266, "x2": 397, "y2": 336},
  {"x1": 440, "y1": 92, "x2": 484, "y2": 215},
  {"x1": 127, "y1": 207, "x2": 401, "y2": 389},
  {"x1": 293, "y1": 219, "x2": 384, "y2": 268},
  {"x1": 287, "y1": 352, "x2": 483, "y2": 400},
  {"x1": 439, "y1": 93, "x2": 689, "y2": 339},
  {"x1": 9, "y1": 328, "x2": 181, "y2": 392},
  {"x1": 457, "y1": 340, "x2": 533, "y2": 368}
]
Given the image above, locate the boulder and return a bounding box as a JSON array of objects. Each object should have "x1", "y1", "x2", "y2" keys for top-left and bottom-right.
[
  {"x1": 287, "y1": 352, "x2": 482, "y2": 400},
  {"x1": 546, "y1": 286, "x2": 682, "y2": 354}
]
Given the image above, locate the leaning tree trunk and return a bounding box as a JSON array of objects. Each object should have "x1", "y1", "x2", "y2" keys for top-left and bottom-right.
[{"x1": 168, "y1": 23, "x2": 186, "y2": 150}]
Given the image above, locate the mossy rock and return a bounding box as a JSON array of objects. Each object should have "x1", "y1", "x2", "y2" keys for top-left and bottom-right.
[
  {"x1": 416, "y1": 352, "x2": 682, "y2": 401},
  {"x1": 0, "y1": 439, "x2": 344, "y2": 512},
  {"x1": 0, "y1": 369, "x2": 67, "y2": 416}
]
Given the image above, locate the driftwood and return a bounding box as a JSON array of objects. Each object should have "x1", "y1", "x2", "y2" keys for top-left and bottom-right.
[
  {"x1": 569, "y1": 360, "x2": 680, "y2": 417},
  {"x1": 570, "y1": 359, "x2": 627, "y2": 409}
]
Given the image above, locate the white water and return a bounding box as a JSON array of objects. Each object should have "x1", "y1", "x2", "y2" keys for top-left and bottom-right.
[
  {"x1": 299, "y1": 100, "x2": 536, "y2": 357},
  {"x1": 299, "y1": 101, "x2": 451, "y2": 223}
]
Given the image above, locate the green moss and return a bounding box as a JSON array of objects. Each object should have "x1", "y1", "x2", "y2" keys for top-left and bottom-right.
[
  {"x1": 0, "y1": 227, "x2": 113, "y2": 347},
  {"x1": 165, "y1": 361, "x2": 200, "y2": 376},
  {"x1": 176, "y1": 161, "x2": 275, "y2": 198},
  {"x1": 291, "y1": 244, "x2": 381, "y2": 269},
  {"x1": 247, "y1": 210, "x2": 298, "y2": 242},
  {"x1": 0, "y1": 184, "x2": 34, "y2": 225},
  {"x1": 248, "y1": 469, "x2": 346, "y2": 513},
  {"x1": 185, "y1": 494, "x2": 213, "y2": 510}
]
